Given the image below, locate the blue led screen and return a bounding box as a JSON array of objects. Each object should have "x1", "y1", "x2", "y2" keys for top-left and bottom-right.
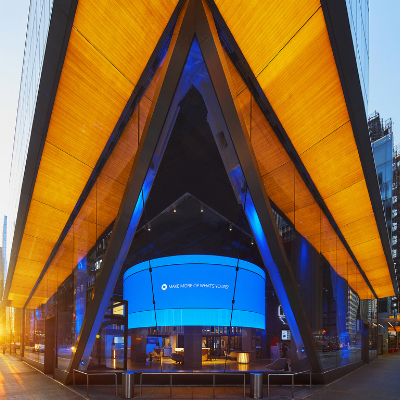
[{"x1": 124, "y1": 255, "x2": 266, "y2": 329}]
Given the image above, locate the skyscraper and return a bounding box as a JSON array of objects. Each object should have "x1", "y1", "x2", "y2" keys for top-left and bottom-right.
[{"x1": 3, "y1": 0, "x2": 395, "y2": 384}]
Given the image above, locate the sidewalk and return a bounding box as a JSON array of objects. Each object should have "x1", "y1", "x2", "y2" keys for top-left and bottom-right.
[
  {"x1": 0, "y1": 354, "x2": 83, "y2": 399},
  {"x1": 0, "y1": 353, "x2": 319, "y2": 399},
  {"x1": 305, "y1": 353, "x2": 400, "y2": 400},
  {"x1": 1, "y1": 353, "x2": 399, "y2": 399}
]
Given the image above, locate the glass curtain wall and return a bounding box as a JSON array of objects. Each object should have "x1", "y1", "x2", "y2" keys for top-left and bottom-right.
[
  {"x1": 224, "y1": 46, "x2": 373, "y2": 370},
  {"x1": 121, "y1": 77, "x2": 267, "y2": 372},
  {"x1": 18, "y1": 5, "x2": 379, "y2": 375},
  {"x1": 8, "y1": 0, "x2": 54, "y2": 267},
  {"x1": 23, "y1": 38, "x2": 168, "y2": 370},
  {"x1": 2, "y1": 307, "x2": 23, "y2": 356},
  {"x1": 84, "y1": 38, "x2": 269, "y2": 374},
  {"x1": 24, "y1": 307, "x2": 45, "y2": 362}
]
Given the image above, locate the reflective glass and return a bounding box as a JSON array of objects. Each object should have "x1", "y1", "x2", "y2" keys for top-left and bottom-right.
[{"x1": 7, "y1": 0, "x2": 54, "y2": 268}]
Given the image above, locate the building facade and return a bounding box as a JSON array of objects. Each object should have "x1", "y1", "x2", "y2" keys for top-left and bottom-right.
[
  {"x1": 346, "y1": 0, "x2": 369, "y2": 112},
  {"x1": 369, "y1": 112, "x2": 400, "y2": 353},
  {"x1": 3, "y1": 0, "x2": 396, "y2": 385}
]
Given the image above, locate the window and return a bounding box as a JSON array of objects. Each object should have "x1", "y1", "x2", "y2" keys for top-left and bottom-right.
[{"x1": 378, "y1": 172, "x2": 383, "y2": 186}]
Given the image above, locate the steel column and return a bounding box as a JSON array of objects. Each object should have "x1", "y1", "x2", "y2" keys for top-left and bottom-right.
[
  {"x1": 65, "y1": 0, "x2": 197, "y2": 383},
  {"x1": 195, "y1": 0, "x2": 322, "y2": 373}
]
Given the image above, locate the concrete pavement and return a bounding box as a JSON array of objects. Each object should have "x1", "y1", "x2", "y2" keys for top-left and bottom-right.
[{"x1": 2, "y1": 352, "x2": 399, "y2": 399}]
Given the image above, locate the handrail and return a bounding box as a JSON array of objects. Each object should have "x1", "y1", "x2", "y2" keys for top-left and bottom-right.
[
  {"x1": 139, "y1": 371, "x2": 246, "y2": 398},
  {"x1": 72, "y1": 369, "x2": 118, "y2": 398},
  {"x1": 267, "y1": 370, "x2": 312, "y2": 399}
]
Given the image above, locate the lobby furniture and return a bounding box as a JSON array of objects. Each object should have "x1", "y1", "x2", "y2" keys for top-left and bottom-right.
[
  {"x1": 171, "y1": 353, "x2": 184, "y2": 364},
  {"x1": 202, "y1": 347, "x2": 211, "y2": 361},
  {"x1": 236, "y1": 351, "x2": 251, "y2": 364},
  {"x1": 154, "y1": 347, "x2": 162, "y2": 361},
  {"x1": 163, "y1": 347, "x2": 172, "y2": 357},
  {"x1": 227, "y1": 351, "x2": 238, "y2": 360}
]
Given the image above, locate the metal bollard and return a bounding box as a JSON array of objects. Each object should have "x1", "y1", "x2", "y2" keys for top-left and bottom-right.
[
  {"x1": 122, "y1": 372, "x2": 135, "y2": 398},
  {"x1": 250, "y1": 373, "x2": 263, "y2": 399}
]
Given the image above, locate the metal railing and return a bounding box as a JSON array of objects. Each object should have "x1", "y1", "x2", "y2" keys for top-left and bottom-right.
[
  {"x1": 139, "y1": 372, "x2": 246, "y2": 398},
  {"x1": 267, "y1": 370, "x2": 312, "y2": 399},
  {"x1": 73, "y1": 369, "x2": 118, "y2": 397}
]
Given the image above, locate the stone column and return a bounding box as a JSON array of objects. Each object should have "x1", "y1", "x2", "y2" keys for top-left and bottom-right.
[
  {"x1": 241, "y1": 327, "x2": 256, "y2": 362},
  {"x1": 130, "y1": 328, "x2": 147, "y2": 362}
]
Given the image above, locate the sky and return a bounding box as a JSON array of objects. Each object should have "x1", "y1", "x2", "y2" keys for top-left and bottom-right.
[
  {"x1": 0, "y1": 0, "x2": 399, "y2": 245},
  {"x1": 368, "y1": 0, "x2": 400, "y2": 139},
  {"x1": 0, "y1": 0, "x2": 30, "y2": 243}
]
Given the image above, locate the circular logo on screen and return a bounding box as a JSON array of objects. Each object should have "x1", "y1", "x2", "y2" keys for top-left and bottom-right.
[{"x1": 161, "y1": 284, "x2": 167, "y2": 291}]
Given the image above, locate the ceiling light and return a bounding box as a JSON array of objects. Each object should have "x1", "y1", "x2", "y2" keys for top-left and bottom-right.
[{"x1": 229, "y1": 223, "x2": 232, "y2": 231}]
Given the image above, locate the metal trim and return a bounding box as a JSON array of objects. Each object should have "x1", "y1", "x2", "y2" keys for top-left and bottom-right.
[
  {"x1": 21, "y1": 0, "x2": 186, "y2": 309},
  {"x1": 206, "y1": 0, "x2": 384, "y2": 299},
  {"x1": 65, "y1": 0, "x2": 196, "y2": 382},
  {"x1": 64, "y1": 0, "x2": 327, "y2": 378},
  {"x1": 4, "y1": 0, "x2": 79, "y2": 305},
  {"x1": 320, "y1": 0, "x2": 397, "y2": 295},
  {"x1": 195, "y1": 0, "x2": 322, "y2": 373}
]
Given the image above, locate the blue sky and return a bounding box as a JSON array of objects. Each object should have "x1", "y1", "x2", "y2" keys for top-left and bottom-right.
[
  {"x1": 368, "y1": 0, "x2": 400, "y2": 137},
  {"x1": 0, "y1": 0, "x2": 399, "y2": 244},
  {"x1": 0, "y1": 0, "x2": 30, "y2": 241}
]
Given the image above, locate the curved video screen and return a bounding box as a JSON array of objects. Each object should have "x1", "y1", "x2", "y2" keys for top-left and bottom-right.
[{"x1": 123, "y1": 255, "x2": 266, "y2": 329}]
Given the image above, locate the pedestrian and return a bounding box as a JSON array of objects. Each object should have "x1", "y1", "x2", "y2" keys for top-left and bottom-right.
[
  {"x1": 282, "y1": 342, "x2": 289, "y2": 358},
  {"x1": 282, "y1": 342, "x2": 289, "y2": 371}
]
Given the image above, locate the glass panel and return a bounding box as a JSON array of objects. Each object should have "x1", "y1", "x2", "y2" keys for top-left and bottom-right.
[{"x1": 224, "y1": 44, "x2": 375, "y2": 372}]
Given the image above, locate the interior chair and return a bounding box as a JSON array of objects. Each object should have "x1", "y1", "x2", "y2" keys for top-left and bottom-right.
[
  {"x1": 228, "y1": 351, "x2": 238, "y2": 360},
  {"x1": 171, "y1": 352, "x2": 184, "y2": 364},
  {"x1": 153, "y1": 347, "x2": 162, "y2": 361}
]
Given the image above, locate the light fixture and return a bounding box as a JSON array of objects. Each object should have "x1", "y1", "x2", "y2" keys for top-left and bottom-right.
[
  {"x1": 251, "y1": 238, "x2": 254, "y2": 245},
  {"x1": 147, "y1": 224, "x2": 151, "y2": 231},
  {"x1": 173, "y1": 204, "x2": 176, "y2": 213},
  {"x1": 229, "y1": 223, "x2": 232, "y2": 231},
  {"x1": 200, "y1": 203, "x2": 204, "y2": 213}
]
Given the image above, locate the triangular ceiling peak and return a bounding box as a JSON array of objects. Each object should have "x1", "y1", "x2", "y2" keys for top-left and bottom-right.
[{"x1": 70, "y1": 0, "x2": 323, "y2": 376}]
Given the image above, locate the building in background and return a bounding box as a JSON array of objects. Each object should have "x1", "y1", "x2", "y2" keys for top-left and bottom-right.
[
  {"x1": 369, "y1": 111, "x2": 400, "y2": 353},
  {"x1": 370, "y1": 112, "x2": 393, "y2": 242},
  {"x1": 346, "y1": 0, "x2": 369, "y2": 112},
  {"x1": 6, "y1": 0, "x2": 54, "y2": 270},
  {"x1": 2, "y1": 0, "x2": 396, "y2": 385},
  {"x1": 2, "y1": 216, "x2": 7, "y2": 297},
  {"x1": 393, "y1": 146, "x2": 400, "y2": 289},
  {"x1": 0, "y1": 245, "x2": 3, "y2": 303},
  {"x1": 0, "y1": 217, "x2": 5, "y2": 348}
]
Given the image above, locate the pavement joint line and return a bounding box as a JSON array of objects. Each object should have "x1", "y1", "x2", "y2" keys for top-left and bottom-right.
[
  {"x1": 301, "y1": 358, "x2": 382, "y2": 399},
  {"x1": 20, "y1": 359, "x2": 88, "y2": 399}
]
